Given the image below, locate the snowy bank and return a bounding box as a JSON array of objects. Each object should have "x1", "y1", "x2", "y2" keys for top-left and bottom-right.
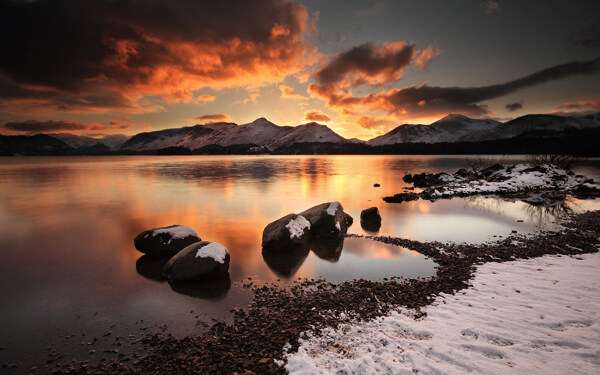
[{"x1": 284, "y1": 253, "x2": 600, "y2": 375}]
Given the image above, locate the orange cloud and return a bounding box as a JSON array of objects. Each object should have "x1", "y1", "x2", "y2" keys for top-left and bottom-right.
[
  {"x1": 280, "y1": 85, "x2": 308, "y2": 100},
  {"x1": 557, "y1": 100, "x2": 600, "y2": 109},
  {"x1": 194, "y1": 94, "x2": 217, "y2": 104},
  {"x1": 304, "y1": 111, "x2": 331, "y2": 122},
  {"x1": 415, "y1": 46, "x2": 442, "y2": 69},
  {"x1": 0, "y1": 0, "x2": 319, "y2": 114},
  {"x1": 195, "y1": 114, "x2": 232, "y2": 123},
  {"x1": 356, "y1": 115, "x2": 395, "y2": 130}
]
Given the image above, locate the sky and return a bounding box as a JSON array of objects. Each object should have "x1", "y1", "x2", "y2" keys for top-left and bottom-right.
[{"x1": 0, "y1": 0, "x2": 599, "y2": 140}]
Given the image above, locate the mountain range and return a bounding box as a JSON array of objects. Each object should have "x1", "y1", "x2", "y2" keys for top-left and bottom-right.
[{"x1": 1, "y1": 113, "x2": 599, "y2": 156}]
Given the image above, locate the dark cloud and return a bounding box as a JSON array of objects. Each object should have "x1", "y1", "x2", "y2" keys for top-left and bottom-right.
[
  {"x1": 0, "y1": 0, "x2": 314, "y2": 113},
  {"x1": 314, "y1": 42, "x2": 416, "y2": 88},
  {"x1": 505, "y1": 102, "x2": 523, "y2": 112},
  {"x1": 304, "y1": 111, "x2": 331, "y2": 122},
  {"x1": 195, "y1": 114, "x2": 232, "y2": 123},
  {"x1": 569, "y1": 18, "x2": 600, "y2": 49},
  {"x1": 3, "y1": 120, "x2": 106, "y2": 133},
  {"x1": 311, "y1": 58, "x2": 600, "y2": 119},
  {"x1": 481, "y1": 1, "x2": 501, "y2": 14}
]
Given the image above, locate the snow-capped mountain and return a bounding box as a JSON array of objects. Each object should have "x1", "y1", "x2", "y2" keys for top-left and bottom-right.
[
  {"x1": 367, "y1": 114, "x2": 500, "y2": 146},
  {"x1": 459, "y1": 114, "x2": 600, "y2": 142},
  {"x1": 120, "y1": 118, "x2": 351, "y2": 151},
  {"x1": 50, "y1": 133, "x2": 130, "y2": 150}
]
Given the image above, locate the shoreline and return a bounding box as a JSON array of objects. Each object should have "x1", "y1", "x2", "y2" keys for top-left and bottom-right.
[{"x1": 35, "y1": 210, "x2": 600, "y2": 374}]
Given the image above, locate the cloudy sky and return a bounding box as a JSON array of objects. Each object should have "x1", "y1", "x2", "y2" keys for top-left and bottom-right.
[{"x1": 1, "y1": 0, "x2": 599, "y2": 140}]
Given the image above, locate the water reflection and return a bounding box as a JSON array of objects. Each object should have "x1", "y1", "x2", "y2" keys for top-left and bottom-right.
[
  {"x1": 262, "y1": 247, "x2": 310, "y2": 277},
  {"x1": 310, "y1": 237, "x2": 344, "y2": 262},
  {"x1": 136, "y1": 255, "x2": 168, "y2": 282},
  {"x1": 168, "y1": 274, "x2": 231, "y2": 300},
  {"x1": 0, "y1": 155, "x2": 598, "y2": 370}
]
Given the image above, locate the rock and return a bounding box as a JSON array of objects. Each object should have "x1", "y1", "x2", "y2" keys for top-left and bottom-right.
[
  {"x1": 163, "y1": 241, "x2": 229, "y2": 282},
  {"x1": 373, "y1": 183, "x2": 380, "y2": 187},
  {"x1": 360, "y1": 207, "x2": 382, "y2": 231},
  {"x1": 134, "y1": 225, "x2": 200, "y2": 258},
  {"x1": 299, "y1": 202, "x2": 352, "y2": 238},
  {"x1": 383, "y1": 192, "x2": 419, "y2": 203},
  {"x1": 262, "y1": 214, "x2": 311, "y2": 252}
]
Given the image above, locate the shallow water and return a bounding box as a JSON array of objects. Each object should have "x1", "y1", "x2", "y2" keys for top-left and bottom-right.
[{"x1": 0, "y1": 155, "x2": 599, "y2": 368}]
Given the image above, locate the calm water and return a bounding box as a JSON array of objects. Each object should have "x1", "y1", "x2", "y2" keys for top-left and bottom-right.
[{"x1": 1, "y1": 155, "x2": 599, "y2": 368}]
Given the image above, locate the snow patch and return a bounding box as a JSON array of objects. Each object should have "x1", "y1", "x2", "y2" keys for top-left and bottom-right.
[
  {"x1": 286, "y1": 216, "x2": 311, "y2": 239},
  {"x1": 326, "y1": 202, "x2": 340, "y2": 216},
  {"x1": 284, "y1": 253, "x2": 600, "y2": 374},
  {"x1": 195, "y1": 243, "x2": 228, "y2": 263},
  {"x1": 152, "y1": 226, "x2": 199, "y2": 240}
]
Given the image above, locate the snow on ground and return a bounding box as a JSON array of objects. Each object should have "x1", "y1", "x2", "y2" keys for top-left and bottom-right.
[
  {"x1": 284, "y1": 253, "x2": 600, "y2": 375},
  {"x1": 195, "y1": 242, "x2": 228, "y2": 263},
  {"x1": 431, "y1": 164, "x2": 599, "y2": 197}
]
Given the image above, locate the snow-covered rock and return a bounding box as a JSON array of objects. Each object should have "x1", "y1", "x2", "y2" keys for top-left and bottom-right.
[
  {"x1": 163, "y1": 241, "x2": 230, "y2": 282},
  {"x1": 262, "y1": 214, "x2": 312, "y2": 252},
  {"x1": 300, "y1": 202, "x2": 353, "y2": 239},
  {"x1": 134, "y1": 225, "x2": 201, "y2": 258}
]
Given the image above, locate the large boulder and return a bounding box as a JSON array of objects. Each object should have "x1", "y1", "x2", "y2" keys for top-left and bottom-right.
[
  {"x1": 360, "y1": 207, "x2": 382, "y2": 231},
  {"x1": 163, "y1": 241, "x2": 230, "y2": 283},
  {"x1": 134, "y1": 225, "x2": 201, "y2": 258},
  {"x1": 300, "y1": 202, "x2": 353, "y2": 238},
  {"x1": 262, "y1": 213, "x2": 311, "y2": 252}
]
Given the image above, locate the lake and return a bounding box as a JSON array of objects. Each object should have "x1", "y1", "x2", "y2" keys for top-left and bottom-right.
[{"x1": 1, "y1": 155, "x2": 599, "y2": 369}]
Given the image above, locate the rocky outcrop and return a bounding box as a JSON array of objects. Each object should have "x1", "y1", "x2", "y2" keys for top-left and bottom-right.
[
  {"x1": 163, "y1": 241, "x2": 230, "y2": 282},
  {"x1": 386, "y1": 164, "x2": 600, "y2": 205},
  {"x1": 360, "y1": 207, "x2": 382, "y2": 231},
  {"x1": 134, "y1": 225, "x2": 201, "y2": 257}
]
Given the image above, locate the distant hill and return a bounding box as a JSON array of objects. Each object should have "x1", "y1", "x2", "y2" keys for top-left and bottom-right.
[
  {"x1": 1, "y1": 113, "x2": 599, "y2": 156},
  {"x1": 49, "y1": 133, "x2": 130, "y2": 150},
  {"x1": 0, "y1": 134, "x2": 74, "y2": 156}
]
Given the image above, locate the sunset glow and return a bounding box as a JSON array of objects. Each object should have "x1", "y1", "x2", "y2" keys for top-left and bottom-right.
[{"x1": 1, "y1": 0, "x2": 599, "y2": 141}]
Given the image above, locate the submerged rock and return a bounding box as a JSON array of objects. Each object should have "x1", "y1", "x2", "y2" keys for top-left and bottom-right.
[
  {"x1": 262, "y1": 213, "x2": 311, "y2": 252},
  {"x1": 300, "y1": 202, "x2": 353, "y2": 238},
  {"x1": 360, "y1": 207, "x2": 382, "y2": 231},
  {"x1": 163, "y1": 241, "x2": 230, "y2": 283},
  {"x1": 134, "y1": 225, "x2": 201, "y2": 258}
]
